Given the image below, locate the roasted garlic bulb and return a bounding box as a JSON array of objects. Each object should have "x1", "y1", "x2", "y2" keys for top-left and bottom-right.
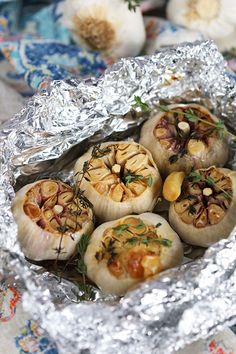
[
  {"x1": 12, "y1": 179, "x2": 94, "y2": 261},
  {"x1": 169, "y1": 167, "x2": 236, "y2": 247},
  {"x1": 84, "y1": 213, "x2": 183, "y2": 295},
  {"x1": 74, "y1": 142, "x2": 162, "y2": 222},
  {"x1": 139, "y1": 104, "x2": 229, "y2": 177}
]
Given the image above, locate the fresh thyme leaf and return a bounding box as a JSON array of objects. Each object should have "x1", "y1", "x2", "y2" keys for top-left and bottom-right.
[
  {"x1": 187, "y1": 204, "x2": 196, "y2": 215},
  {"x1": 76, "y1": 234, "x2": 90, "y2": 278},
  {"x1": 126, "y1": 237, "x2": 139, "y2": 245},
  {"x1": 75, "y1": 282, "x2": 96, "y2": 301},
  {"x1": 123, "y1": 171, "x2": 144, "y2": 184},
  {"x1": 77, "y1": 233, "x2": 90, "y2": 257},
  {"x1": 185, "y1": 108, "x2": 199, "y2": 123},
  {"x1": 155, "y1": 222, "x2": 162, "y2": 228},
  {"x1": 91, "y1": 145, "x2": 111, "y2": 159},
  {"x1": 77, "y1": 259, "x2": 87, "y2": 275},
  {"x1": 169, "y1": 154, "x2": 179, "y2": 164},
  {"x1": 224, "y1": 191, "x2": 233, "y2": 200},
  {"x1": 124, "y1": 0, "x2": 141, "y2": 12},
  {"x1": 155, "y1": 238, "x2": 172, "y2": 247},
  {"x1": 132, "y1": 95, "x2": 151, "y2": 112},
  {"x1": 206, "y1": 176, "x2": 215, "y2": 187},
  {"x1": 187, "y1": 171, "x2": 202, "y2": 183},
  {"x1": 216, "y1": 120, "x2": 225, "y2": 139},
  {"x1": 113, "y1": 224, "x2": 130, "y2": 236},
  {"x1": 146, "y1": 174, "x2": 153, "y2": 187},
  {"x1": 159, "y1": 104, "x2": 170, "y2": 112},
  {"x1": 135, "y1": 220, "x2": 145, "y2": 229}
]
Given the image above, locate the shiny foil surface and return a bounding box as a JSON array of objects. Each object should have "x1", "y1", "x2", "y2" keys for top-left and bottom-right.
[{"x1": 1, "y1": 40, "x2": 236, "y2": 353}]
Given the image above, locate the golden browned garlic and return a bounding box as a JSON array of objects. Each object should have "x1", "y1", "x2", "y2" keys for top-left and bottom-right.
[
  {"x1": 139, "y1": 104, "x2": 229, "y2": 177},
  {"x1": 12, "y1": 179, "x2": 94, "y2": 261},
  {"x1": 169, "y1": 167, "x2": 236, "y2": 247},
  {"x1": 74, "y1": 142, "x2": 162, "y2": 222},
  {"x1": 84, "y1": 213, "x2": 183, "y2": 295}
]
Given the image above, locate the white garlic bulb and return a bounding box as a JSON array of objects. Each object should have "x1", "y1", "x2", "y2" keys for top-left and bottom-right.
[
  {"x1": 167, "y1": 0, "x2": 236, "y2": 40},
  {"x1": 12, "y1": 179, "x2": 94, "y2": 261},
  {"x1": 74, "y1": 141, "x2": 162, "y2": 222},
  {"x1": 59, "y1": 0, "x2": 146, "y2": 59},
  {"x1": 84, "y1": 213, "x2": 183, "y2": 295},
  {"x1": 169, "y1": 167, "x2": 236, "y2": 247},
  {"x1": 139, "y1": 104, "x2": 229, "y2": 177}
]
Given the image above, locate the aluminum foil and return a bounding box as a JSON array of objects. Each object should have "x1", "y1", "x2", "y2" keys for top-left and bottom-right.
[{"x1": 1, "y1": 40, "x2": 236, "y2": 353}]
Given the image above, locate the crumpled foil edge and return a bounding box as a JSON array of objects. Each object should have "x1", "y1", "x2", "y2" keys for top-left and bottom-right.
[{"x1": 1, "y1": 40, "x2": 236, "y2": 353}]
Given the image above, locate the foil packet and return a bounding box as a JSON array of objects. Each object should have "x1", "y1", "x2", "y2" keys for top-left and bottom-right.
[{"x1": 1, "y1": 40, "x2": 236, "y2": 354}]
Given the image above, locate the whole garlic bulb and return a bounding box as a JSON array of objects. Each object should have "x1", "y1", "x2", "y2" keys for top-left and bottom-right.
[
  {"x1": 167, "y1": 0, "x2": 236, "y2": 40},
  {"x1": 59, "y1": 0, "x2": 146, "y2": 59},
  {"x1": 74, "y1": 141, "x2": 162, "y2": 222},
  {"x1": 169, "y1": 166, "x2": 236, "y2": 247},
  {"x1": 84, "y1": 213, "x2": 183, "y2": 295},
  {"x1": 139, "y1": 104, "x2": 229, "y2": 177},
  {"x1": 12, "y1": 179, "x2": 94, "y2": 261}
]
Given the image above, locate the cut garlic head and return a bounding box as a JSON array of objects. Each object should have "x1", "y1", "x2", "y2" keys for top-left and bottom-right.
[
  {"x1": 74, "y1": 142, "x2": 162, "y2": 222},
  {"x1": 59, "y1": 0, "x2": 146, "y2": 59},
  {"x1": 139, "y1": 104, "x2": 228, "y2": 177},
  {"x1": 169, "y1": 166, "x2": 236, "y2": 247},
  {"x1": 167, "y1": 0, "x2": 236, "y2": 40},
  {"x1": 84, "y1": 213, "x2": 183, "y2": 295},
  {"x1": 12, "y1": 180, "x2": 94, "y2": 261}
]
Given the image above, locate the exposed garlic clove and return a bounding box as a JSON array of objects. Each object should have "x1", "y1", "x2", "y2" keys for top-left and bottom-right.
[
  {"x1": 208, "y1": 204, "x2": 225, "y2": 225},
  {"x1": 163, "y1": 171, "x2": 185, "y2": 202},
  {"x1": 41, "y1": 181, "x2": 58, "y2": 198},
  {"x1": 140, "y1": 103, "x2": 229, "y2": 177},
  {"x1": 12, "y1": 179, "x2": 94, "y2": 261},
  {"x1": 74, "y1": 141, "x2": 162, "y2": 222},
  {"x1": 187, "y1": 139, "x2": 206, "y2": 156},
  {"x1": 59, "y1": 0, "x2": 146, "y2": 59},
  {"x1": 169, "y1": 167, "x2": 236, "y2": 247},
  {"x1": 84, "y1": 213, "x2": 183, "y2": 295}
]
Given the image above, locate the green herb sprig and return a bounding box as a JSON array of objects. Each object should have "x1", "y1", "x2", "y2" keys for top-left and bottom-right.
[
  {"x1": 132, "y1": 96, "x2": 151, "y2": 113},
  {"x1": 124, "y1": 0, "x2": 141, "y2": 11},
  {"x1": 159, "y1": 105, "x2": 236, "y2": 143},
  {"x1": 186, "y1": 170, "x2": 233, "y2": 201},
  {"x1": 123, "y1": 171, "x2": 153, "y2": 187}
]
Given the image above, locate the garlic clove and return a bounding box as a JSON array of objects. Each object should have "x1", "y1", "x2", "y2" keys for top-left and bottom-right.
[
  {"x1": 84, "y1": 213, "x2": 183, "y2": 295},
  {"x1": 139, "y1": 103, "x2": 229, "y2": 177},
  {"x1": 59, "y1": 0, "x2": 146, "y2": 59},
  {"x1": 12, "y1": 179, "x2": 94, "y2": 261},
  {"x1": 74, "y1": 141, "x2": 162, "y2": 222},
  {"x1": 169, "y1": 167, "x2": 236, "y2": 247},
  {"x1": 163, "y1": 171, "x2": 185, "y2": 202}
]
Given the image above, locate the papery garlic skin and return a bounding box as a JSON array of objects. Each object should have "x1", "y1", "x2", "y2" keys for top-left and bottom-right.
[
  {"x1": 169, "y1": 167, "x2": 236, "y2": 247},
  {"x1": 59, "y1": 0, "x2": 146, "y2": 59},
  {"x1": 12, "y1": 180, "x2": 94, "y2": 261},
  {"x1": 74, "y1": 141, "x2": 162, "y2": 222},
  {"x1": 139, "y1": 104, "x2": 229, "y2": 177},
  {"x1": 167, "y1": 0, "x2": 236, "y2": 40},
  {"x1": 84, "y1": 213, "x2": 183, "y2": 295}
]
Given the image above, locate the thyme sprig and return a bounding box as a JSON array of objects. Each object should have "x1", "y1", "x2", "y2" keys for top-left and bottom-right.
[
  {"x1": 132, "y1": 96, "x2": 151, "y2": 113},
  {"x1": 124, "y1": 0, "x2": 141, "y2": 11},
  {"x1": 123, "y1": 171, "x2": 153, "y2": 187},
  {"x1": 186, "y1": 170, "x2": 233, "y2": 201},
  {"x1": 159, "y1": 104, "x2": 236, "y2": 143}
]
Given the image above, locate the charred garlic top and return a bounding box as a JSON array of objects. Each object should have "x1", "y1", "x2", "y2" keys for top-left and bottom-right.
[
  {"x1": 12, "y1": 179, "x2": 94, "y2": 261},
  {"x1": 139, "y1": 104, "x2": 229, "y2": 176},
  {"x1": 168, "y1": 167, "x2": 236, "y2": 247},
  {"x1": 84, "y1": 213, "x2": 183, "y2": 295},
  {"x1": 74, "y1": 142, "x2": 162, "y2": 222}
]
